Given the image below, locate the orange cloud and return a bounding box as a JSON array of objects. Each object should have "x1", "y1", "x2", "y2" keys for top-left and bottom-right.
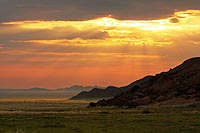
[
  {"x1": 0, "y1": 10, "x2": 200, "y2": 88},
  {"x1": 1, "y1": 10, "x2": 199, "y2": 48}
]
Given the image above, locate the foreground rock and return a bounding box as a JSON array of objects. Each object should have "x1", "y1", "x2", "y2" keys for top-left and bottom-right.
[{"x1": 90, "y1": 57, "x2": 200, "y2": 107}]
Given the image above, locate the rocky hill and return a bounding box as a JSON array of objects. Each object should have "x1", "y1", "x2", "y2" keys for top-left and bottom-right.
[
  {"x1": 70, "y1": 76, "x2": 153, "y2": 100},
  {"x1": 70, "y1": 86, "x2": 119, "y2": 100},
  {"x1": 90, "y1": 57, "x2": 200, "y2": 107}
]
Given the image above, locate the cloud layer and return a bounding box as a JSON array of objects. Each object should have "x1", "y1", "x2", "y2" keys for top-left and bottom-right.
[
  {"x1": 1, "y1": 0, "x2": 200, "y2": 21},
  {"x1": 0, "y1": 1, "x2": 200, "y2": 88}
]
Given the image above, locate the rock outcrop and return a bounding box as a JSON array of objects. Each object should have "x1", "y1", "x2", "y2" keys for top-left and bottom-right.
[{"x1": 90, "y1": 57, "x2": 200, "y2": 107}]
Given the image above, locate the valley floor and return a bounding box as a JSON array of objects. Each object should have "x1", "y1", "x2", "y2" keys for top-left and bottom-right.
[{"x1": 0, "y1": 100, "x2": 200, "y2": 133}]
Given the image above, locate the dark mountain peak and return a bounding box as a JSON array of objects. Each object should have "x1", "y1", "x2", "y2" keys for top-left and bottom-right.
[
  {"x1": 70, "y1": 86, "x2": 120, "y2": 100},
  {"x1": 182, "y1": 57, "x2": 200, "y2": 65},
  {"x1": 169, "y1": 57, "x2": 200, "y2": 73},
  {"x1": 70, "y1": 76, "x2": 153, "y2": 100},
  {"x1": 90, "y1": 57, "x2": 200, "y2": 108}
]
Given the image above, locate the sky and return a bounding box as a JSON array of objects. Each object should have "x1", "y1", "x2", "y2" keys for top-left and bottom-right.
[{"x1": 0, "y1": 0, "x2": 200, "y2": 89}]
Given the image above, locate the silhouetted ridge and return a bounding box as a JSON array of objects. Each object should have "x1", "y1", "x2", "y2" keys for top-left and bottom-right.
[
  {"x1": 170, "y1": 57, "x2": 200, "y2": 74},
  {"x1": 70, "y1": 76, "x2": 154, "y2": 100},
  {"x1": 90, "y1": 57, "x2": 200, "y2": 107},
  {"x1": 70, "y1": 86, "x2": 119, "y2": 100}
]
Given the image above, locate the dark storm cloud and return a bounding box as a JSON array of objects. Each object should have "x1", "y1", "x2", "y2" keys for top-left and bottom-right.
[{"x1": 0, "y1": 0, "x2": 200, "y2": 22}]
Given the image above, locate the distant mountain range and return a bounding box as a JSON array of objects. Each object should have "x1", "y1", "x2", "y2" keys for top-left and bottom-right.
[
  {"x1": 88, "y1": 57, "x2": 200, "y2": 107},
  {"x1": 29, "y1": 87, "x2": 50, "y2": 91},
  {"x1": 0, "y1": 85, "x2": 102, "y2": 100},
  {"x1": 56, "y1": 85, "x2": 103, "y2": 93},
  {"x1": 0, "y1": 85, "x2": 102, "y2": 95}
]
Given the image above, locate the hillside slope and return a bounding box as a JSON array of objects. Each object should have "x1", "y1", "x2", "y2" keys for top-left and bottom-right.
[
  {"x1": 70, "y1": 76, "x2": 153, "y2": 100},
  {"x1": 91, "y1": 57, "x2": 200, "y2": 107}
]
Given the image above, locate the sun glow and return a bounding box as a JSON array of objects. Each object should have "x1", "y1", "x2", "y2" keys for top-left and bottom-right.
[
  {"x1": 1, "y1": 9, "x2": 200, "y2": 89},
  {"x1": 3, "y1": 16, "x2": 180, "y2": 31},
  {"x1": 2, "y1": 10, "x2": 200, "y2": 47}
]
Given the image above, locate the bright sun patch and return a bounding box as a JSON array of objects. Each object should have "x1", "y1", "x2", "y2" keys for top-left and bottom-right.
[{"x1": 2, "y1": 10, "x2": 200, "y2": 46}]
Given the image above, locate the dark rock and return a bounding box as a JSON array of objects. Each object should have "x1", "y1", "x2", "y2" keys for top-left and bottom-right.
[{"x1": 91, "y1": 57, "x2": 200, "y2": 107}]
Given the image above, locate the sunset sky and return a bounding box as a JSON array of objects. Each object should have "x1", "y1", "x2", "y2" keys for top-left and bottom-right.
[{"x1": 0, "y1": 0, "x2": 200, "y2": 89}]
